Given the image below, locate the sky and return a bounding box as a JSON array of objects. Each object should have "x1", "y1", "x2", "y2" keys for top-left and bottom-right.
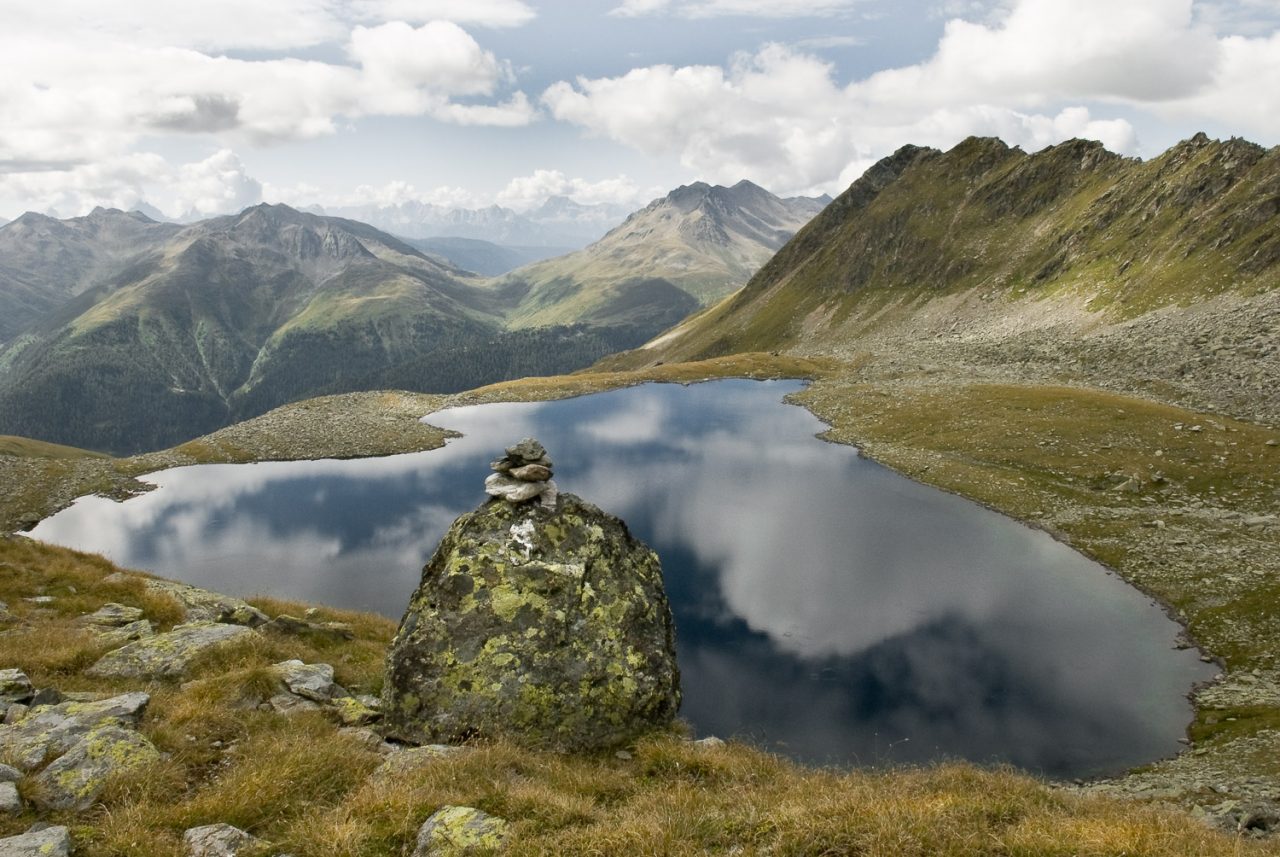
[{"x1": 1, "y1": 0, "x2": 1278, "y2": 221}]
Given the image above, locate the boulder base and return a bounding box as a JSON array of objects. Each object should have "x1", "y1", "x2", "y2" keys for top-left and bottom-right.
[{"x1": 383, "y1": 493, "x2": 680, "y2": 751}]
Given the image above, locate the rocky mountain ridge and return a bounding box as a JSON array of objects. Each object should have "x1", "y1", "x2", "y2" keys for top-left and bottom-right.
[
  {"x1": 492, "y1": 180, "x2": 827, "y2": 332},
  {"x1": 0, "y1": 204, "x2": 646, "y2": 454},
  {"x1": 624, "y1": 133, "x2": 1280, "y2": 424}
]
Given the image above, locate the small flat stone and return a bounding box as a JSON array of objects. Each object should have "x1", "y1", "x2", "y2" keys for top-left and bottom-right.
[
  {"x1": 413, "y1": 805, "x2": 510, "y2": 856},
  {"x1": 86, "y1": 623, "x2": 254, "y2": 680},
  {"x1": 373, "y1": 745, "x2": 465, "y2": 778},
  {"x1": 1, "y1": 705, "x2": 26, "y2": 725},
  {"x1": 183, "y1": 822, "x2": 264, "y2": 857},
  {"x1": 505, "y1": 437, "x2": 547, "y2": 462},
  {"x1": 263, "y1": 615, "x2": 354, "y2": 641},
  {"x1": 272, "y1": 660, "x2": 343, "y2": 702},
  {"x1": 79, "y1": 603, "x2": 144, "y2": 628},
  {"x1": 267, "y1": 694, "x2": 322, "y2": 716},
  {"x1": 0, "y1": 764, "x2": 21, "y2": 783},
  {"x1": 91, "y1": 619, "x2": 155, "y2": 648},
  {"x1": 509, "y1": 464, "x2": 551, "y2": 482},
  {"x1": 484, "y1": 473, "x2": 548, "y2": 503},
  {"x1": 0, "y1": 825, "x2": 70, "y2": 856}
]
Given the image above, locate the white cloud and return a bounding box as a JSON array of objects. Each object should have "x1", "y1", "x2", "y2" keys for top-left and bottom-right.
[
  {"x1": 612, "y1": 0, "x2": 866, "y2": 18},
  {"x1": 171, "y1": 150, "x2": 264, "y2": 216},
  {"x1": 0, "y1": 15, "x2": 536, "y2": 178},
  {"x1": 549, "y1": 0, "x2": 1280, "y2": 196},
  {"x1": 495, "y1": 169, "x2": 647, "y2": 211},
  {"x1": 353, "y1": 0, "x2": 537, "y2": 27},
  {"x1": 0, "y1": 149, "x2": 263, "y2": 218}
]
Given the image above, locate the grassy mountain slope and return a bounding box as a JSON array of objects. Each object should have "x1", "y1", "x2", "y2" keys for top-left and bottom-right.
[
  {"x1": 0, "y1": 205, "x2": 648, "y2": 454},
  {"x1": 491, "y1": 181, "x2": 826, "y2": 334},
  {"x1": 630, "y1": 135, "x2": 1279, "y2": 385},
  {"x1": 0, "y1": 208, "x2": 180, "y2": 343}
]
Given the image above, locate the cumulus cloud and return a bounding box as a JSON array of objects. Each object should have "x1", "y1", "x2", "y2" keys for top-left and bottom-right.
[
  {"x1": 0, "y1": 13, "x2": 536, "y2": 180},
  {"x1": 548, "y1": 0, "x2": 1280, "y2": 195},
  {"x1": 612, "y1": 0, "x2": 866, "y2": 18},
  {"x1": 0, "y1": 149, "x2": 263, "y2": 219},
  {"x1": 495, "y1": 170, "x2": 647, "y2": 211},
  {"x1": 353, "y1": 0, "x2": 537, "y2": 27}
]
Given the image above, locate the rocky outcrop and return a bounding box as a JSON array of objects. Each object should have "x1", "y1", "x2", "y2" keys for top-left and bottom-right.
[
  {"x1": 86, "y1": 622, "x2": 255, "y2": 679},
  {"x1": 383, "y1": 461, "x2": 680, "y2": 751},
  {"x1": 105, "y1": 575, "x2": 269, "y2": 627},
  {"x1": 413, "y1": 806, "x2": 510, "y2": 856}
]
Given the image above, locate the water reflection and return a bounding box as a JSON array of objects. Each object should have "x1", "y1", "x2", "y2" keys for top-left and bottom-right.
[{"x1": 33, "y1": 380, "x2": 1213, "y2": 776}]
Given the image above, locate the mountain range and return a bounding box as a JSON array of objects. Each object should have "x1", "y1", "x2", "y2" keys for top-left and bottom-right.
[
  {"x1": 624, "y1": 133, "x2": 1279, "y2": 418},
  {"x1": 0, "y1": 181, "x2": 823, "y2": 454},
  {"x1": 315, "y1": 196, "x2": 632, "y2": 248},
  {"x1": 492, "y1": 180, "x2": 829, "y2": 331}
]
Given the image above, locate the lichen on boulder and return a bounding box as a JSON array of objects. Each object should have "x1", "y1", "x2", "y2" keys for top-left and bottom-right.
[{"x1": 382, "y1": 486, "x2": 680, "y2": 752}]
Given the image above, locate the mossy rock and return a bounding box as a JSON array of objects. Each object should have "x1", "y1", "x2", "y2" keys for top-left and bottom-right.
[{"x1": 383, "y1": 493, "x2": 680, "y2": 751}]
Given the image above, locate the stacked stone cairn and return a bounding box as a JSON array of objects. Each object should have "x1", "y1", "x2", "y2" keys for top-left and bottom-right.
[{"x1": 484, "y1": 438, "x2": 558, "y2": 509}]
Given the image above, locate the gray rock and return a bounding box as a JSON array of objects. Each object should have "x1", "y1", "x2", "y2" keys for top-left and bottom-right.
[
  {"x1": 413, "y1": 806, "x2": 510, "y2": 856},
  {"x1": 91, "y1": 619, "x2": 155, "y2": 648},
  {"x1": 0, "y1": 765, "x2": 20, "y2": 783},
  {"x1": 0, "y1": 691, "x2": 150, "y2": 770},
  {"x1": 109, "y1": 575, "x2": 269, "y2": 627},
  {"x1": 329, "y1": 696, "x2": 379, "y2": 727},
  {"x1": 509, "y1": 463, "x2": 551, "y2": 482},
  {"x1": 383, "y1": 492, "x2": 680, "y2": 752},
  {"x1": 29, "y1": 724, "x2": 162, "y2": 811},
  {"x1": 79, "y1": 603, "x2": 144, "y2": 627},
  {"x1": 267, "y1": 694, "x2": 322, "y2": 716},
  {"x1": 338, "y1": 727, "x2": 394, "y2": 754},
  {"x1": 0, "y1": 825, "x2": 70, "y2": 856},
  {"x1": 1, "y1": 705, "x2": 25, "y2": 726},
  {"x1": 0, "y1": 782, "x2": 20, "y2": 815},
  {"x1": 373, "y1": 745, "x2": 465, "y2": 779},
  {"x1": 183, "y1": 822, "x2": 264, "y2": 857},
  {"x1": 30, "y1": 688, "x2": 62, "y2": 708},
  {"x1": 506, "y1": 437, "x2": 547, "y2": 463},
  {"x1": 262, "y1": 615, "x2": 353, "y2": 641},
  {"x1": 86, "y1": 622, "x2": 254, "y2": 679},
  {"x1": 483, "y1": 472, "x2": 547, "y2": 503},
  {"x1": 692, "y1": 736, "x2": 726, "y2": 750},
  {"x1": 272, "y1": 660, "x2": 343, "y2": 702},
  {"x1": 0, "y1": 670, "x2": 33, "y2": 705}
]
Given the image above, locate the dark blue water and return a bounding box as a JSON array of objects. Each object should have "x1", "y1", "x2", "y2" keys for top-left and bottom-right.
[{"x1": 33, "y1": 380, "x2": 1212, "y2": 776}]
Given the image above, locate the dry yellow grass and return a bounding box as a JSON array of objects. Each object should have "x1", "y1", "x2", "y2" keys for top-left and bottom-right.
[{"x1": 0, "y1": 537, "x2": 1274, "y2": 855}]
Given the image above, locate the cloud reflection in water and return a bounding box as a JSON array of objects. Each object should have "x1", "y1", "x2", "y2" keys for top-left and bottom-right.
[{"x1": 33, "y1": 380, "x2": 1212, "y2": 777}]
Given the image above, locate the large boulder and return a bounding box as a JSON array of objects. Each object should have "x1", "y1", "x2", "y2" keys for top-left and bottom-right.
[{"x1": 383, "y1": 492, "x2": 680, "y2": 751}]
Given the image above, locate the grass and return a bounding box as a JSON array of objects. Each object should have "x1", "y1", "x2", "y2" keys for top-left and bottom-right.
[{"x1": 0, "y1": 537, "x2": 1273, "y2": 855}]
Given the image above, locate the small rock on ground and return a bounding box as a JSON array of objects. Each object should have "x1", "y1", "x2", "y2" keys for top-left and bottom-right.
[
  {"x1": 413, "y1": 806, "x2": 510, "y2": 856},
  {"x1": 183, "y1": 822, "x2": 264, "y2": 857},
  {"x1": 0, "y1": 825, "x2": 71, "y2": 856}
]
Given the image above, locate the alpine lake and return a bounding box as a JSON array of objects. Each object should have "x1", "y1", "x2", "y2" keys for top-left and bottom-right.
[{"x1": 32, "y1": 380, "x2": 1214, "y2": 778}]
